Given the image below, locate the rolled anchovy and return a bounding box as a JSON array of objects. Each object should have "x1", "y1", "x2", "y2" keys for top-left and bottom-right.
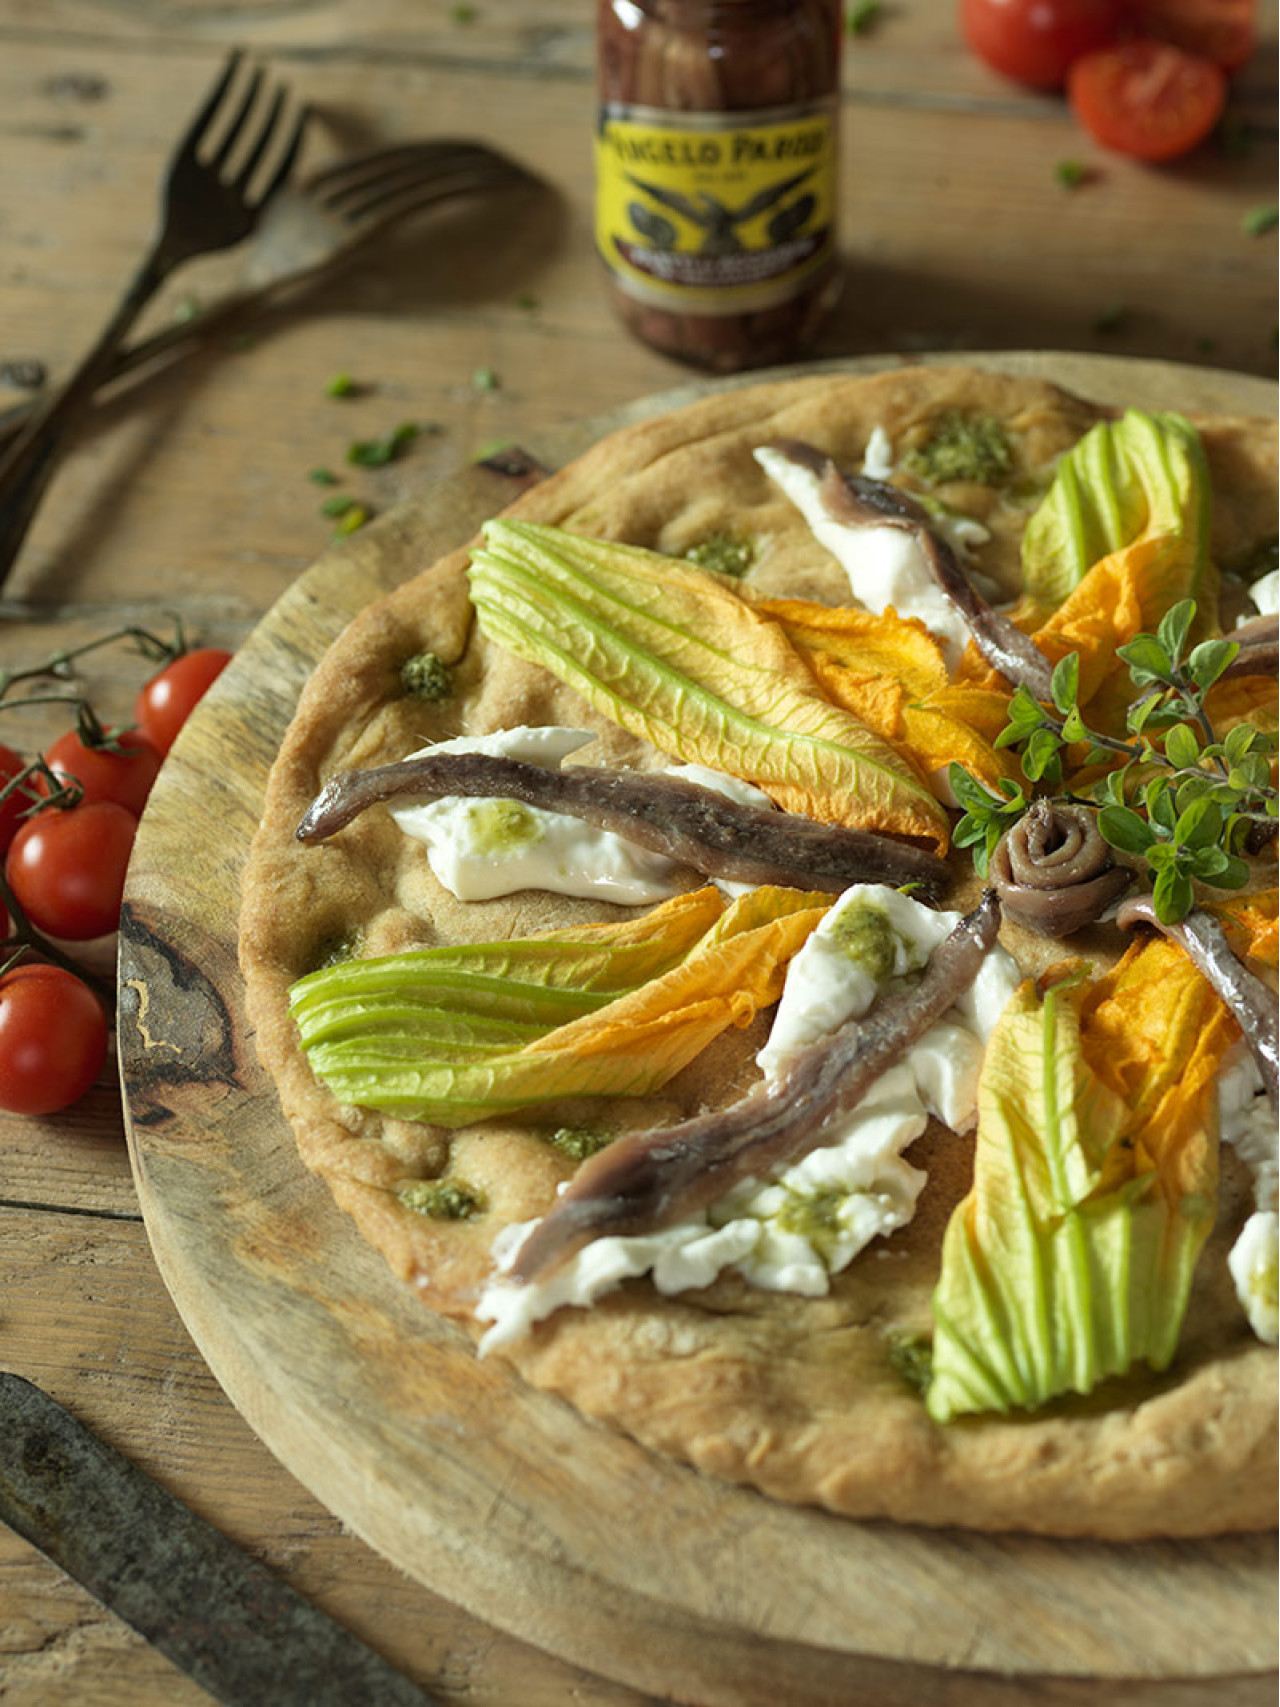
[
  {"x1": 991, "y1": 799, "x2": 1130, "y2": 937},
  {"x1": 764, "y1": 437, "x2": 1056, "y2": 700},
  {"x1": 295, "y1": 750, "x2": 951, "y2": 897},
  {"x1": 1221, "y1": 612, "x2": 1279, "y2": 681},
  {"x1": 1116, "y1": 895, "x2": 1279, "y2": 1112},
  {"x1": 506, "y1": 891, "x2": 1002, "y2": 1284}
]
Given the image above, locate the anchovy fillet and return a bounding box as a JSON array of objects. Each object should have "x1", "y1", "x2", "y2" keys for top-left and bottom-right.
[
  {"x1": 991, "y1": 799, "x2": 1130, "y2": 937},
  {"x1": 764, "y1": 438, "x2": 1056, "y2": 700},
  {"x1": 295, "y1": 750, "x2": 951, "y2": 897},
  {"x1": 1116, "y1": 896, "x2": 1279, "y2": 1112},
  {"x1": 506, "y1": 891, "x2": 1003, "y2": 1284},
  {"x1": 1221, "y1": 612, "x2": 1279, "y2": 681}
]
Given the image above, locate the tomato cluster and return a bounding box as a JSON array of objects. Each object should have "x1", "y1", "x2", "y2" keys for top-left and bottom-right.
[
  {"x1": 0, "y1": 644, "x2": 231, "y2": 1117},
  {"x1": 960, "y1": 0, "x2": 1256, "y2": 160}
]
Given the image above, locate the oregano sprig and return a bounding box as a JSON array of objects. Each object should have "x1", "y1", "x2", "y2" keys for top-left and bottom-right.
[{"x1": 951, "y1": 599, "x2": 1278, "y2": 922}]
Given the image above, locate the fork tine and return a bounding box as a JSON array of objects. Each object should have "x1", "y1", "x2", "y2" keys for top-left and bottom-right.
[
  {"x1": 305, "y1": 140, "x2": 491, "y2": 198},
  {"x1": 339, "y1": 160, "x2": 527, "y2": 231},
  {"x1": 208, "y1": 63, "x2": 264, "y2": 171},
  {"x1": 322, "y1": 147, "x2": 523, "y2": 216},
  {"x1": 252, "y1": 102, "x2": 310, "y2": 208},
  {"x1": 168, "y1": 48, "x2": 245, "y2": 169},
  {"x1": 230, "y1": 83, "x2": 286, "y2": 191}
]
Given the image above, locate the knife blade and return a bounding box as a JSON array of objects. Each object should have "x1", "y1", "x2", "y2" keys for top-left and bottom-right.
[{"x1": 0, "y1": 1372, "x2": 442, "y2": 1707}]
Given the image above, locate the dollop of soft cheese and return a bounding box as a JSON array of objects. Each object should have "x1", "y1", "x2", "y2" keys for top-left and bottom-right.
[
  {"x1": 754, "y1": 443, "x2": 971, "y2": 670},
  {"x1": 389, "y1": 727, "x2": 682, "y2": 905},
  {"x1": 390, "y1": 730, "x2": 777, "y2": 905},
  {"x1": 476, "y1": 885, "x2": 1022, "y2": 1349},
  {"x1": 1218, "y1": 1043, "x2": 1279, "y2": 1343},
  {"x1": 1247, "y1": 565, "x2": 1279, "y2": 618}
]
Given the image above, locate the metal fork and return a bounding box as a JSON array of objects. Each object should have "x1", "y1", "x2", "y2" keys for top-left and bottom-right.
[
  {"x1": 0, "y1": 139, "x2": 531, "y2": 453},
  {"x1": 0, "y1": 50, "x2": 308, "y2": 586}
]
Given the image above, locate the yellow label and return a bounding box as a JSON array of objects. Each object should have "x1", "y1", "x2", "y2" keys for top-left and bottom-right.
[{"x1": 595, "y1": 100, "x2": 837, "y2": 315}]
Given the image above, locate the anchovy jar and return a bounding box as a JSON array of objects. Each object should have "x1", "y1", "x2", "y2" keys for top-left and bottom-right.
[{"x1": 595, "y1": 0, "x2": 843, "y2": 372}]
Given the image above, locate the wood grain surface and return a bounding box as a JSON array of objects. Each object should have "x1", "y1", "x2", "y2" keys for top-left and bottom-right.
[{"x1": 118, "y1": 352, "x2": 1278, "y2": 1706}]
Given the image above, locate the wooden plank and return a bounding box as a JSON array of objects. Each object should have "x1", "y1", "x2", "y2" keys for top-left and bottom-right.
[
  {"x1": 0, "y1": 1205, "x2": 659, "y2": 1707},
  {"x1": 1, "y1": 0, "x2": 1274, "y2": 118}
]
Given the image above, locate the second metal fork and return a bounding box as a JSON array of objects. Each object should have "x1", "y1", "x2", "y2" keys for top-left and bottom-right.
[{"x1": 0, "y1": 49, "x2": 308, "y2": 588}]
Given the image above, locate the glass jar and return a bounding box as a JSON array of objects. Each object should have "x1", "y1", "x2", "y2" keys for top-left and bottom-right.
[{"x1": 595, "y1": 0, "x2": 843, "y2": 372}]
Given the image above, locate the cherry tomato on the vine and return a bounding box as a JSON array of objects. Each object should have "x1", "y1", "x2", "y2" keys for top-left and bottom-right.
[
  {"x1": 960, "y1": 0, "x2": 1124, "y2": 88},
  {"x1": 1068, "y1": 36, "x2": 1227, "y2": 160},
  {"x1": 0, "y1": 742, "x2": 31, "y2": 854},
  {"x1": 5, "y1": 801, "x2": 136, "y2": 941},
  {"x1": 134, "y1": 647, "x2": 233, "y2": 756},
  {"x1": 40, "y1": 726, "x2": 162, "y2": 818},
  {"x1": 1128, "y1": 0, "x2": 1257, "y2": 73},
  {"x1": 0, "y1": 962, "x2": 108, "y2": 1115}
]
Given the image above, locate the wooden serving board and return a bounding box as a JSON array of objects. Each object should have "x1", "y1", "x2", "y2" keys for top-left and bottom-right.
[{"x1": 120, "y1": 353, "x2": 1278, "y2": 1707}]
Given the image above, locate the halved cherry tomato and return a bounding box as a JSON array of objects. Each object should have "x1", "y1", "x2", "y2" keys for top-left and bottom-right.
[
  {"x1": 134, "y1": 647, "x2": 232, "y2": 757},
  {"x1": 40, "y1": 726, "x2": 162, "y2": 818},
  {"x1": 1068, "y1": 36, "x2": 1226, "y2": 160},
  {"x1": 960, "y1": 0, "x2": 1124, "y2": 88},
  {"x1": 0, "y1": 742, "x2": 31, "y2": 854},
  {"x1": 0, "y1": 962, "x2": 108, "y2": 1115},
  {"x1": 5, "y1": 801, "x2": 136, "y2": 941},
  {"x1": 1127, "y1": 0, "x2": 1257, "y2": 72}
]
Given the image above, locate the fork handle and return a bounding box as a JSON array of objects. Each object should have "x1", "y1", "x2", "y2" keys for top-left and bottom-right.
[{"x1": 0, "y1": 250, "x2": 168, "y2": 588}]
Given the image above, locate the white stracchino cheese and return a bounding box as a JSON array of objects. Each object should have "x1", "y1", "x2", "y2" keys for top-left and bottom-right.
[
  {"x1": 1246, "y1": 566, "x2": 1279, "y2": 617},
  {"x1": 1217, "y1": 1044, "x2": 1279, "y2": 1344},
  {"x1": 754, "y1": 443, "x2": 972, "y2": 671},
  {"x1": 388, "y1": 728, "x2": 772, "y2": 906},
  {"x1": 476, "y1": 885, "x2": 1023, "y2": 1350}
]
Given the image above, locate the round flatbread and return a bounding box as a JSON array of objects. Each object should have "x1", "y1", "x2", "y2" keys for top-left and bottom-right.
[{"x1": 240, "y1": 365, "x2": 1278, "y2": 1538}]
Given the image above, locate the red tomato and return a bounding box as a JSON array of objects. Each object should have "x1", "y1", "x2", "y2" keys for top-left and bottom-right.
[
  {"x1": 5, "y1": 801, "x2": 136, "y2": 941},
  {"x1": 40, "y1": 726, "x2": 162, "y2": 818},
  {"x1": 0, "y1": 962, "x2": 108, "y2": 1115},
  {"x1": 0, "y1": 742, "x2": 31, "y2": 854},
  {"x1": 1126, "y1": 0, "x2": 1257, "y2": 72},
  {"x1": 1068, "y1": 37, "x2": 1227, "y2": 160},
  {"x1": 960, "y1": 0, "x2": 1124, "y2": 88},
  {"x1": 134, "y1": 647, "x2": 232, "y2": 756}
]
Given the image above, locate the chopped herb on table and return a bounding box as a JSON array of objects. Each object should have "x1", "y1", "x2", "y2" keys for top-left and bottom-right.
[{"x1": 347, "y1": 422, "x2": 419, "y2": 468}]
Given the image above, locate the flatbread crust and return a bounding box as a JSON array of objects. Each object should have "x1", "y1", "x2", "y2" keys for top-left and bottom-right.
[{"x1": 240, "y1": 366, "x2": 1279, "y2": 1539}]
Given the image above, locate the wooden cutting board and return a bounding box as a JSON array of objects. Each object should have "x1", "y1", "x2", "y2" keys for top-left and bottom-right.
[{"x1": 119, "y1": 352, "x2": 1278, "y2": 1707}]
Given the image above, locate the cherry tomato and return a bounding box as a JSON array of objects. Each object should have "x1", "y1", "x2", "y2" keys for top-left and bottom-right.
[
  {"x1": 1127, "y1": 0, "x2": 1257, "y2": 72},
  {"x1": 0, "y1": 962, "x2": 108, "y2": 1115},
  {"x1": 0, "y1": 742, "x2": 31, "y2": 854},
  {"x1": 960, "y1": 0, "x2": 1123, "y2": 88},
  {"x1": 40, "y1": 726, "x2": 162, "y2": 818},
  {"x1": 134, "y1": 647, "x2": 232, "y2": 756},
  {"x1": 1068, "y1": 36, "x2": 1227, "y2": 160},
  {"x1": 5, "y1": 801, "x2": 136, "y2": 941}
]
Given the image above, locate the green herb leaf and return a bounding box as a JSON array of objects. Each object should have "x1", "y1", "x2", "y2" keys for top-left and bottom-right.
[
  {"x1": 1097, "y1": 804, "x2": 1155, "y2": 855},
  {"x1": 1186, "y1": 637, "x2": 1238, "y2": 691},
  {"x1": 847, "y1": 0, "x2": 883, "y2": 34},
  {"x1": 1156, "y1": 598, "x2": 1195, "y2": 666},
  {"x1": 1054, "y1": 159, "x2": 1089, "y2": 190},
  {"x1": 1050, "y1": 651, "x2": 1079, "y2": 714},
  {"x1": 347, "y1": 421, "x2": 419, "y2": 468},
  {"x1": 1153, "y1": 865, "x2": 1195, "y2": 924},
  {"x1": 1117, "y1": 633, "x2": 1174, "y2": 686},
  {"x1": 1241, "y1": 204, "x2": 1278, "y2": 238},
  {"x1": 1163, "y1": 722, "x2": 1200, "y2": 770}
]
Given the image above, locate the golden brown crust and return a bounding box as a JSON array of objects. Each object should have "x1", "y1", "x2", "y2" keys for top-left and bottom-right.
[{"x1": 240, "y1": 366, "x2": 1279, "y2": 1538}]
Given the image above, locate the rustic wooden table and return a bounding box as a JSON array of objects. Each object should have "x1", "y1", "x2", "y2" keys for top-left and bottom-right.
[{"x1": 0, "y1": 4, "x2": 1275, "y2": 1704}]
